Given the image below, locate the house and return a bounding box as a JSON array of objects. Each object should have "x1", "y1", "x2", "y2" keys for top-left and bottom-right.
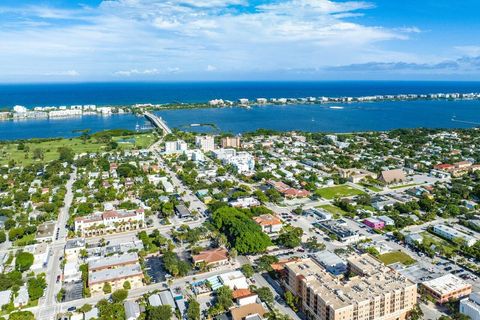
[
  {"x1": 219, "y1": 271, "x2": 249, "y2": 290},
  {"x1": 192, "y1": 248, "x2": 229, "y2": 268},
  {"x1": 377, "y1": 215, "x2": 395, "y2": 226},
  {"x1": 148, "y1": 294, "x2": 162, "y2": 307},
  {"x1": 405, "y1": 233, "x2": 423, "y2": 245},
  {"x1": 378, "y1": 169, "x2": 406, "y2": 184},
  {"x1": 267, "y1": 180, "x2": 310, "y2": 198},
  {"x1": 253, "y1": 214, "x2": 283, "y2": 234},
  {"x1": 338, "y1": 168, "x2": 375, "y2": 183},
  {"x1": 36, "y1": 221, "x2": 56, "y2": 242},
  {"x1": 233, "y1": 289, "x2": 258, "y2": 306},
  {"x1": 124, "y1": 301, "x2": 141, "y2": 320},
  {"x1": 363, "y1": 217, "x2": 385, "y2": 230},
  {"x1": 230, "y1": 303, "x2": 266, "y2": 320},
  {"x1": 230, "y1": 197, "x2": 260, "y2": 208},
  {"x1": 0, "y1": 290, "x2": 11, "y2": 308},
  {"x1": 175, "y1": 203, "x2": 191, "y2": 218}
]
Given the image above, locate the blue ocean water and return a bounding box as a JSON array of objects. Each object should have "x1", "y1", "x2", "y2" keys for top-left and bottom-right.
[{"x1": 0, "y1": 81, "x2": 480, "y2": 140}]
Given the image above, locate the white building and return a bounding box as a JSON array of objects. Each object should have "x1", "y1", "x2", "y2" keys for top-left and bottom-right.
[
  {"x1": 13, "y1": 105, "x2": 27, "y2": 113},
  {"x1": 229, "y1": 197, "x2": 260, "y2": 208},
  {"x1": 377, "y1": 215, "x2": 395, "y2": 226},
  {"x1": 195, "y1": 135, "x2": 215, "y2": 152},
  {"x1": 213, "y1": 149, "x2": 255, "y2": 174},
  {"x1": 433, "y1": 224, "x2": 477, "y2": 247},
  {"x1": 159, "y1": 177, "x2": 175, "y2": 194},
  {"x1": 460, "y1": 292, "x2": 480, "y2": 320},
  {"x1": 219, "y1": 271, "x2": 249, "y2": 290},
  {"x1": 165, "y1": 140, "x2": 188, "y2": 154},
  {"x1": 74, "y1": 209, "x2": 145, "y2": 237}
]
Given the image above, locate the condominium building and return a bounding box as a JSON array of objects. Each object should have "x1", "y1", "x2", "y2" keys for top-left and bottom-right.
[
  {"x1": 88, "y1": 253, "x2": 144, "y2": 294},
  {"x1": 195, "y1": 135, "x2": 215, "y2": 152},
  {"x1": 74, "y1": 209, "x2": 145, "y2": 237},
  {"x1": 432, "y1": 224, "x2": 477, "y2": 247},
  {"x1": 422, "y1": 274, "x2": 472, "y2": 303},
  {"x1": 283, "y1": 254, "x2": 417, "y2": 320},
  {"x1": 165, "y1": 140, "x2": 188, "y2": 154},
  {"x1": 460, "y1": 292, "x2": 480, "y2": 320},
  {"x1": 221, "y1": 136, "x2": 241, "y2": 148}
]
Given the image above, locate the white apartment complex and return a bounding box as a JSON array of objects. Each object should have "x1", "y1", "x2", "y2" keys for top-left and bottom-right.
[
  {"x1": 432, "y1": 224, "x2": 477, "y2": 247},
  {"x1": 165, "y1": 140, "x2": 188, "y2": 154},
  {"x1": 195, "y1": 135, "x2": 215, "y2": 152},
  {"x1": 74, "y1": 209, "x2": 145, "y2": 237}
]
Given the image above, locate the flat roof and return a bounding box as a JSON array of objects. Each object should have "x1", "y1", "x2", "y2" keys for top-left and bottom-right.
[
  {"x1": 89, "y1": 252, "x2": 138, "y2": 270},
  {"x1": 423, "y1": 274, "x2": 472, "y2": 295},
  {"x1": 89, "y1": 263, "x2": 143, "y2": 285}
]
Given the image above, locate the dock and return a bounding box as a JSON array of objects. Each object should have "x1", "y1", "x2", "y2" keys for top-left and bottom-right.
[{"x1": 143, "y1": 111, "x2": 172, "y2": 135}]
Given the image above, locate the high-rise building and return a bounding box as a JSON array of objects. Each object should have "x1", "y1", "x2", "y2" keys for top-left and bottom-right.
[
  {"x1": 195, "y1": 135, "x2": 215, "y2": 151},
  {"x1": 283, "y1": 254, "x2": 417, "y2": 320},
  {"x1": 221, "y1": 136, "x2": 241, "y2": 148},
  {"x1": 164, "y1": 140, "x2": 188, "y2": 154}
]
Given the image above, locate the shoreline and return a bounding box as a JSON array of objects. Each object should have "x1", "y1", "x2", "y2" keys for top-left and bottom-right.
[{"x1": 1, "y1": 91, "x2": 480, "y2": 122}]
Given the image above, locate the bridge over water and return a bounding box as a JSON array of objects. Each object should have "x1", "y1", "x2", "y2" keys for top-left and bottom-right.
[{"x1": 143, "y1": 111, "x2": 172, "y2": 134}]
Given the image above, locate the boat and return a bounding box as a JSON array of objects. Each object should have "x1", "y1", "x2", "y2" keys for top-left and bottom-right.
[{"x1": 329, "y1": 106, "x2": 344, "y2": 109}]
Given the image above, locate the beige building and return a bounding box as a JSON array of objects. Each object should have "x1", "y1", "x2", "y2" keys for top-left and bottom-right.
[
  {"x1": 422, "y1": 274, "x2": 472, "y2": 304},
  {"x1": 221, "y1": 136, "x2": 241, "y2": 148},
  {"x1": 74, "y1": 209, "x2": 145, "y2": 237},
  {"x1": 283, "y1": 254, "x2": 417, "y2": 320}
]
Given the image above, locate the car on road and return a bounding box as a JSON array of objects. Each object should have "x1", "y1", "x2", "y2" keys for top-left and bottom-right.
[
  {"x1": 56, "y1": 275, "x2": 61, "y2": 283},
  {"x1": 67, "y1": 307, "x2": 76, "y2": 312}
]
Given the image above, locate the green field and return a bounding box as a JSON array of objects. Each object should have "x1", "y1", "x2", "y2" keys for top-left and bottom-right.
[
  {"x1": 0, "y1": 133, "x2": 157, "y2": 166},
  {"x1": 317, "y1": 204, "x2": 347, "y2": 218},
  {"x1": 359, "y1": 183, "x2": 383, "y2": 192},
  {"x1": 390, "y1": 183, "x2": 418, "y2": 190},
  {"x1": 378, "y1": 251, "x2": 416, "y2": 266},
  {"x1": 315, "y1": 185, "x2": 366, "y2": 199}
]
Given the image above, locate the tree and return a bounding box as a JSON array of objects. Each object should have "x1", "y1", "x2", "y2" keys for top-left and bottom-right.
[
  {"x1": 123, "y1": 281, "x2": 131, "y2": 290},
  {"x1": 147, "y1": 305, "x2": 172, "y2": 320},
  {"x1": 284, "y1": 291, "x2": 298, "y2": 312},
  {"x1": 15, "y1": 251, "x2": 34, "y2": 272},
  {"x1": 78, "y1": 304, "x2": 93, "y2": 314},
  {"x1": 241, "y1": 264, "x2": 254, "y2": 278},
  {"x1": 58, "y1": 147, "x2": 75, "y2": 163},
  {"x1": 32, "y1": 148, "x2": 44, "y2": 160},
  {"x1": 27, "y1": 275, "x2": 47, "y2": 300},
  {"x1": 256, "y1": 255, "x2": 279, "y2": 272},
  {"x1": 8, "y1": 311, "x2": 34, "y2": 320},
  {"x1": 216, "y1": 286, "x2": 233, "y2": 311},
  {"x1": 186, "y1": 297, "x2": 200, "y2": 320},
  {"x1": 103, "y1": 282, "x2": 112, "y2": 294},
  {"x1": 0, "y1": 231, "x2": 6, "y2": 244},
  {"x1": 111, "y1": 289, "x2": 128, "y2": 302},
  {"x1": 276, "y1": 227, "x2": 303, "y2": 248},
  {"x1": 256, "y1": 287, "x2": 274, "y2": 306}
]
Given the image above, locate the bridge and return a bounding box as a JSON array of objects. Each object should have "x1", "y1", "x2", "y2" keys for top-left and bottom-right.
[{"x1": 143, "y1": 111, "x2": 172, "y2": 134}]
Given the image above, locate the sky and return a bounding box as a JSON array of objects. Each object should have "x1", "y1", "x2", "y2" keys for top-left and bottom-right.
[{"x1": 1, "y1": 0, "x2": 480, "y2": 82}]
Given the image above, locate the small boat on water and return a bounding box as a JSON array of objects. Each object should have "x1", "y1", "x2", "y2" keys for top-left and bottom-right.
[{"x1": 329, "y1": 106, "x2": 344, "y2": 109}]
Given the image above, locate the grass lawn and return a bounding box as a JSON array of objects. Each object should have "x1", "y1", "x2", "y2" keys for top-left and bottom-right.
[
  {"x1": 390, "y1": 183, "x2": 418, "y2": 190},
  {"x1": 315, "y1": 185, "x2": 366, "y2": 199},
  {"x1": 0, "y1": 133, "x2": 157, "y2": 166},
  {"x1": 378, "y1": 251, "x2": 416, "y2": 266},
  {"x1": 317, "y1": 204, "x2": 347, "y2": 218},
  {"x1": 421, "y1": 232, "x2": 457, "y2": 256},
  {"x1": 360, "y1": 183, "x2": 383, "y2": 192},
  {"x1": 14, "y1": 233, "x2": 36, "y2": 247}
]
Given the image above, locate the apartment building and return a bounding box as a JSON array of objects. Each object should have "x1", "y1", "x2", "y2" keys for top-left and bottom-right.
[
  {"x1": 432, "y1": 224, "x2": 477, "y2": 247},
  {"x1": 74, "y1": 209, "x2": 145, "y2": 237},
  {"x1": 283, "y1": 254, "x2": 417, "y2": 320},
  {"x1": 422, "y1": 274, "x2": 472, "y2": 304},
  {"x1": 221, "y1": 136, "x2": 241, "y2": 148},
  {"x1": 195, "y1": 135, "x2": 215, "y2": 152},
  {"x1": 165, "y1": 140, "x2": 188, "y2": 154},
  {"x1": 88, "y1": 253, "x2": 144, "y2": 294}
]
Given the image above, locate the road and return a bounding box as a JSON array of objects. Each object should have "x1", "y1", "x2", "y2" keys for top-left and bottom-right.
[{"x1": 37, "y1": 167, "x2": 76, "y2": 320}]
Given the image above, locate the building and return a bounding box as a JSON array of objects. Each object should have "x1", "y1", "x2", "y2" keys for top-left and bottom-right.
[
  {"x1": 268, "y1": 180, "x2": 310, "y2": 198},
  {"x1": 192, "y1": 248, "x2": 229, "y2": 268},
  {"x1": 377, "y1": 215, "x2": 395, "y2": 226},
  {"x1": 230, "y1": 303, "x2": 266, "y2": 320},
  {"x1": 304, "y1": 208, "x2": 332, "y2": 221},
  {"x1": 175, "y1": 203, "x2": 191, "y2": 218},
  {"x1": 165, "y1": 140, "x2": 188, "y2": 154},
  {"x1": 378, "y1": 169, "x2": 406, "y2": 184},
  {"x1": 320, "y1": 220, "x2": 361, "y2": 243},
  {"x1": 422, "y1": 274, "x2": 472, "y2": 303},
  {"x1": 213, "y1": 149, "x2": 255, "y2": 174},
  {"x1": 88, "y1": 263, "x2": 143, "y2": 294},
  {"x1": 405, "y1": 233, "x2": 423, "y2": 245},
  {"x1": 0, "y1": 290, "x2": 11, "y2": 308},
  {"x1": 313, "y1": 251, "x2": 347, "y2": 276},
  {"x1": 338, "y1": 168, "x2": 375, "y2": 183},
  {"x1": 283, "y1": 254, "x2": 417, "y2": 320},
  {"x1": 460, "y1": 292, "x2": 480, "y2": 320},
  {"x1": 233, "y1": 289, "x2": 258, "y2": 306},
  {"x1": 124, "y1": 301, "x2": 141, "y2": 320},
  {"x1": 74, "y1": 209, "x2": 145, "y2": 237},
  {"x1": 36, "y1": 221, "x2": 56, "y2": 242},
  {"x1": 148, "y1": 294, "x2": 162, "y2": 307},
  {"x1": 432, "y1": 224, "x2": 477, "y2": 247},
  {"x1": 221, "y1": 136, "x2": 241, "y2": 148},
  {"x1": 14, "y1": 285, "x2": 29, "y2": 307},
  {"x1": 89, "y1": 253, "x2": 139, "y2": 272},
  {"x1": 229, "y1": 197, "x2": 261, "y2": 208},
  {"x1": 253, "y1": 214, "x2": 283, "y2": 234},
  {"x1": 195, "y1": 135, "x2": 215, "y2": 152},
  {"x1": 219, "y1": 271, "x2": 249, "y2": 290},
  {"x1": 363, "y1": 217, "x2": 385, "y2": 230}
]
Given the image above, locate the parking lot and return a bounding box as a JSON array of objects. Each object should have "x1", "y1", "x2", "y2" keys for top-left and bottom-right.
[
  {"x1": 145, "y1": 256, "x2": 166, "y2": 283},
  {"x1": 63, "y1": 281, "x2": 83, "y2": 302}
]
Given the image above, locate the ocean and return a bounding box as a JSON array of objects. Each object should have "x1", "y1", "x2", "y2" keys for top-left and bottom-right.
[{"x1": 1, "y1": 81, "x2": 480, "y2": 140}]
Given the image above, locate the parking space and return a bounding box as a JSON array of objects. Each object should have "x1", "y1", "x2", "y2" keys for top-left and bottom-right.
[
  {"x1": 63, "y1": 281, "x2": 83, "y2": 302},
  {"x1": 145, "y1": 256, "x2": 166, "y2": 283}
]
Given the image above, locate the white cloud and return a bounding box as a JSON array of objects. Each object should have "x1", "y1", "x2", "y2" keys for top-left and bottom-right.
[
  {"x1": 44, "y1": 70, "x2": 80, "y2": 76},
  {"x1": 0, "y1": 0, "x2": 425, "y2": 80}
]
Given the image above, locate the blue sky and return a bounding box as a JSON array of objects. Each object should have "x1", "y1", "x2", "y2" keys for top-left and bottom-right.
[{"x1": 1, "y1": 0, "x2": 480, "y2": 82}]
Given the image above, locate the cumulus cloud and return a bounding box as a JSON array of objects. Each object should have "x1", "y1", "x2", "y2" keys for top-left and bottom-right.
[{"x1": 0, "y1": 0, "x2": 427, "y2": 81}]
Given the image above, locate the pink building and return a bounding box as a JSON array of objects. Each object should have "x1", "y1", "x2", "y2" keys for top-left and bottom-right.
[{"x1": 363, "y1": 218, "x2": 385, "y2": 230}]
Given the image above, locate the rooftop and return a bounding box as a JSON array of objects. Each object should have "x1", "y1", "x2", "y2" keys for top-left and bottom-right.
[
  {"x1": 423, "y1": 274, "x2": 472, "y2": 295},
  {"x1": 89, "y1": 252, "x2": 139, "y2": 271},
  {"x1": 89, "y1": 263, "x2": 143, "y2": 285}
]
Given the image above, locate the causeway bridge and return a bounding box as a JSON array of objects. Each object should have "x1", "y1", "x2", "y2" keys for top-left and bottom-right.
[{"x1": 143, "y1": 111, "x2": 172, "y2": 134}]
